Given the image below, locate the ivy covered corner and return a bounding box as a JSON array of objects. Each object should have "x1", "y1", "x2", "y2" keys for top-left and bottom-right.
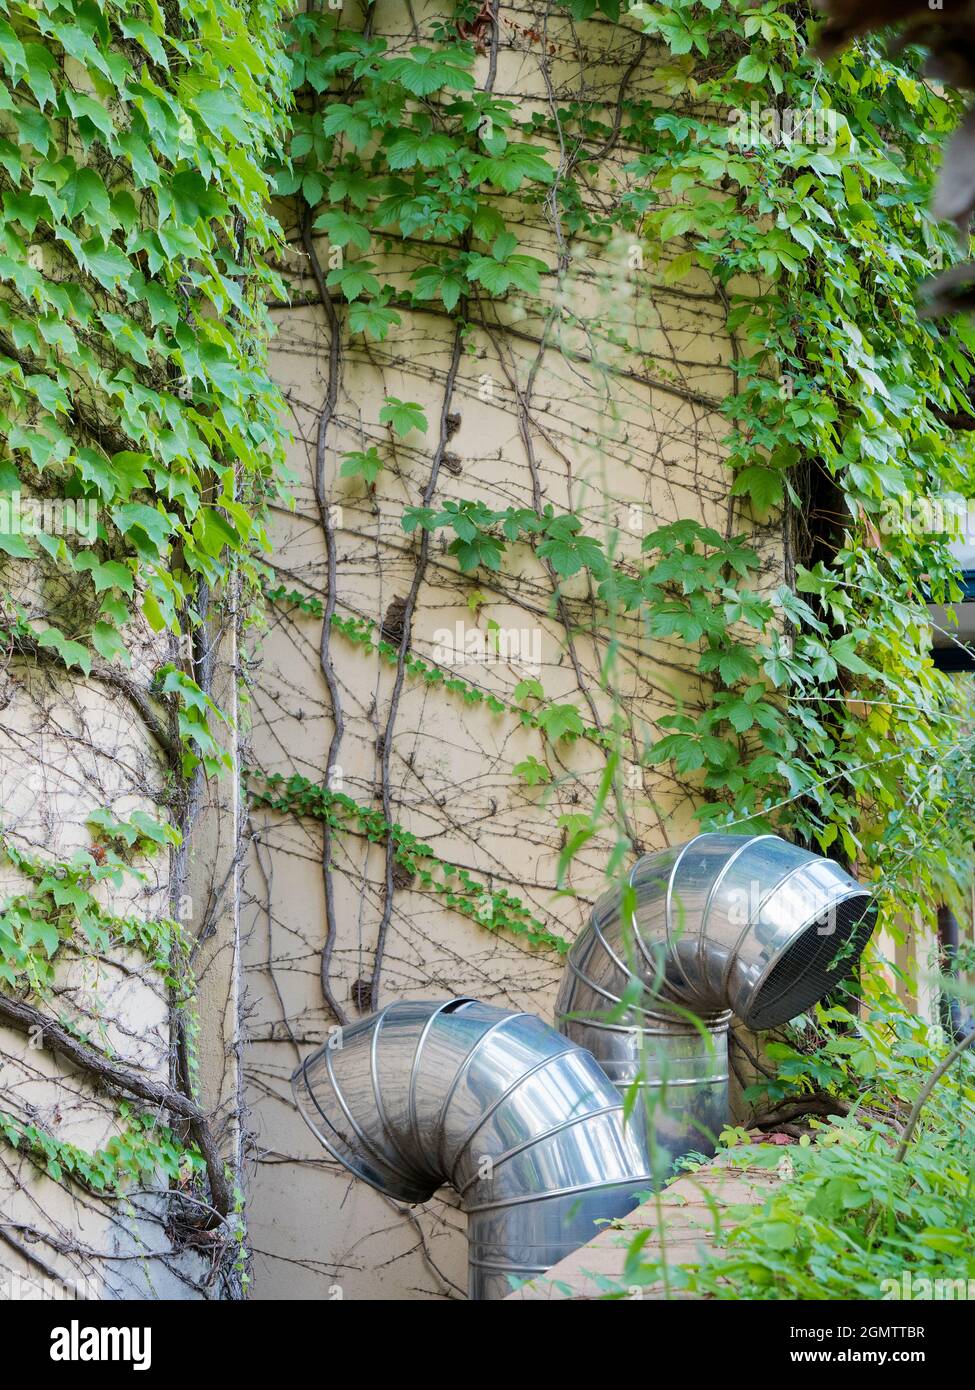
[{"x1": 0, "y1": 0, "x2": 973, "y2": 1323}]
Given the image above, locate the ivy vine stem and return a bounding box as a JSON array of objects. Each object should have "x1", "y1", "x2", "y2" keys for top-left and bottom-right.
[
  {"x1": 301, "y1": 204, "x2": 349, "y2": 1027},
  {"x1": 0, "y1": 990, "x2": 231, "y2": 1220}
]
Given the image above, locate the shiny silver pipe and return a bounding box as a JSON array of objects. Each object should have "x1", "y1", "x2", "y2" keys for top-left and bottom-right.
[
  {"x1": 293, "y1": 998, "x2": 655, "y2": 1299},
  {"x1": 556, "y1": 832, "x2": 877, "y2": 1172},
  {"x1": 293, "y1": 834, "x2": 876, "y2": 1297}
]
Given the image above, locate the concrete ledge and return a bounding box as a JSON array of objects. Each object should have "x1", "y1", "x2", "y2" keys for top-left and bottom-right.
[{"x1": 504, "y1": 1162, "x2": 779, "y2": 1300}]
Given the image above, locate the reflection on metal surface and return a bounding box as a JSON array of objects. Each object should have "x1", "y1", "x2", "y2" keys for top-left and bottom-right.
[
  {"x1": 293, "y1": 833, "x2": 876, "y2": 1298},
  {"x1": 293, "y1": 998, "x2": 653, "y2": 1300},
  {"x1": 556, "y1": 832, "x2": 877, "y2": 1179}
]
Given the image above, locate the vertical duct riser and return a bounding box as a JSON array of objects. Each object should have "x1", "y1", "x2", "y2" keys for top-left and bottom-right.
[
  {"x1": 556, "y1": 833, "x2": 876, "y2": 1172},
  {"x1": 557, "y1": 1016, "x2": 730, "y2": 1175}
]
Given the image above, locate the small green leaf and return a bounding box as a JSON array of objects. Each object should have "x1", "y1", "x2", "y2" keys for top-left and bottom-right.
[
  {"x1": 380, "y1": 396, "x2": 428, "y2": 436},
  {"x1": 340, "y1": 447, "x2": 384, "y2": 485},
  {"x1": 513, "y1": 755, "x2": 552, "y2": 786}
]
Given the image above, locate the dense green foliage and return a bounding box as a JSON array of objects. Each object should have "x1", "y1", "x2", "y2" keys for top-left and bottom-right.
[
  {"x1": 622, "y1": 1, "x2": 975, "y2": 917},
  {"x1": 0, "y1": 0, "x2": 290, "y2": 774},
  {"x1": 273, "y1": 0, "x2": 975, "y2": 936},
  {"x1": 271, "y1": 11, "x2": 556, "y2": 332},
  {"x1": 0, "y1": 0, "x2": 291, "y2": 1231},
  {"x1": 618, "y1": 990, "x2": 975, "y2": 1299}
]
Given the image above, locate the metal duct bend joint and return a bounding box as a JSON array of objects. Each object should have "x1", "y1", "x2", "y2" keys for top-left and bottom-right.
[
  {"x1": 293, "y1": 998, "x2": 655, "y2": 1299},
  {"x1": 556, "y1": 832, "x2": 878, "y2": 1169},
  {"x1": 293, "y1": 834, "x2": 877, "y2": 1298}
]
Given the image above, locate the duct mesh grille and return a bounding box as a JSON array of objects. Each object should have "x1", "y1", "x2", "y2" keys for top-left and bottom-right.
[{"x1": 743, "y1": 896, "x2": 877, "y2": 1031}]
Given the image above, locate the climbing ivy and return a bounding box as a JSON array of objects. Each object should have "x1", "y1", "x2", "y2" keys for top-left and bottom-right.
[
  {"x1": 269, "y1": 11, "x2": 555, "y2": 336},
  {"x1": 0, "y1": 1105, "x2": 204, "y2": 1194},
  {"x1": 265, "y1": 583, "x2": 611, "y2": 751},
  {"x1": 612, "y1": 0, "x2": 975, "y2": 923},
  {"x1": 0, "y1": 0, "x2": 292, "y2": 1283},
  {"x1": 0, "y1": 819, "x2": 200, "y2": 1202},
  {"x1": 0, "y1": 828, "x2": 191, "y2": 993},
  {"x1": 271, "y1": 0, "x2": 975, "y2": 952},
  {"x1": 247, "y1": 769, "x2": 569, "y2": 951},
  {"x1": 0, "y1": 0, "x2": 291, "y2": 774}
]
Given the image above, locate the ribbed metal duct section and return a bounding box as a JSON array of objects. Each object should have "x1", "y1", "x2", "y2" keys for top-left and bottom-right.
[
  {"x1": 292, "y1": 998, "x2": 655, "y2": 1299},
  {"x1": 556, "y1": 832, "x2": 877, "y2": 1171},
  {"x1": 293, "y1": 833, "x2": 876, "y2": 1298}
]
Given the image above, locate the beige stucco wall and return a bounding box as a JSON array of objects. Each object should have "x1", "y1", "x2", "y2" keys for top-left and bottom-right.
[
  {"x1": 0, "y1": 551, "x2": 244, "y2": 1298},
  {"x1": 242, "y1": 0, "x2": 787, "y2": 1300},
  {"x1": 0, "y1": 37, "x2": 249, "y2": 1297}
]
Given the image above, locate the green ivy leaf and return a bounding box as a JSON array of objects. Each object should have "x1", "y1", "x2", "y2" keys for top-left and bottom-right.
[
  {"x1": 380, "y1": 396, "x2": 428, "y2": 436},
  {"x1": 383, "y1": 47, "x2": 476, "y2": 97},
  {"x1": 537, "y1": 705, "x2": 585, "y2": 742},
  {"x1": 513, "y1": 755, "x2": 552, "y2": 786},
  {"x1": 735, "y1": 54, "x2": 768, "y2": 82},
  {"x1": 340, "y1": 447, "x2": 384, "y2": 485},
  {"x1": 348, "y1": 300, "x2": 401, "y2": 340},
  {"x1": 469, "y1": 144, "x2": 554, "y2": 192},
  {"x1": 314, "y1": 209, "x2": 371, "y2": 251},
  {"x1": 37, "y1": 626, "x2": 91, "y2": 676},
  {"x1": 90, "y1": 622, "x2": 129, "y2": 665},
  {"x1": 326, "y1": 260, "x2": 381, "y2": 302},
  {"x1": 730, "y1": 466, "x2": 784, "y2": 514}
]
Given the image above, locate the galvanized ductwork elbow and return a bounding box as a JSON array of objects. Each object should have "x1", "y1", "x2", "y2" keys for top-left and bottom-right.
[
  {"x1": 293, "y1": 834, "x2": 877, "y2": 1298},
  {"x1": 293, "y1": 998, "x2": 655, "y2": 1299},
  {"x1": 557, "y1": 832, "x2": 878, "y2": 1169}
]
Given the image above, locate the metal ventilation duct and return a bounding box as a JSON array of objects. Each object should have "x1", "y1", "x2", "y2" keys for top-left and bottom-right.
[
  {"x1": 556, "y1": 832, "x2": 877, "y2": 1173},
  {"x1": 293, "y1": 998, "x2": 655, "y2": 1299},
  {"x1": 293, "y1": 833, "x2": 876, "y2": 1298}
]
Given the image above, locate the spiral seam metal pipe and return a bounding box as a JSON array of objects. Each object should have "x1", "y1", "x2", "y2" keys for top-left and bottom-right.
[{"x1": 293, "y1": 833, "x2": 877, "y2": 1298}]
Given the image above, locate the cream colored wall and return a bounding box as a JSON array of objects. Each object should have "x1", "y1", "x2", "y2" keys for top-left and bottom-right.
[
  {"x1": 0, "y1": 658, "x2": 185, "y2": 1297},
  {"x1": 242, "y1": 0, "x2": 786, "y2": 1300},
  {"x1": 0, "y1": 554, "x2": 244, "y2": 1298}
]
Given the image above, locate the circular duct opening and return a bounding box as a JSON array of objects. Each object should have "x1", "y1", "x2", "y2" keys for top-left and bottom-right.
[
  {"x1": 292, "y1": 1055, "x2": 435, "y2": 1205},
  {"x1": 741, "y1": 894, "x2": 878, "y2": 1032}
]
